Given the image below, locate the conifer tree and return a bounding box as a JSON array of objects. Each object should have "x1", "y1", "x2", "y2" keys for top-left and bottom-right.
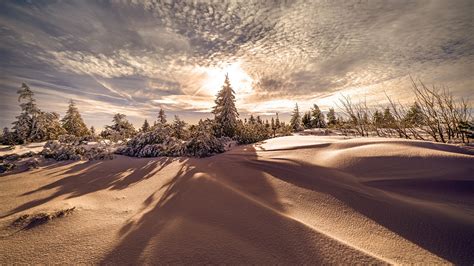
[
  {"x1": 141, "y1": 119, "x2": 151, "y2": 132},
  {"x1": 290, "y1": 103, "x2": 302, "y2": 131},
  {"x1": 212, "y1": 74, "x2": 239, "y2": 137},
  {"x1": 12, "y1": 83, "x2": 40, "y2": 143},
  {"x1": 383, "y1": 107, "x2": 396, "y2": 128},
  {"x1": 61, "y1": 100, "x2": 90, "y2": 137},
  {"x1": 311, "y1": 104, "x2": 326, "y2": 128},
  {"x1": 327, "y1": 108, "x2": 337, "y2": 127},
  {"x1": 275, "y1": 113, "x2": 280, "y2": 128},
  {"x1": 172, "y1": 115, "x2": 188, "y2": 139},
  {"x1": 158, "y1": 108, "x2": 167, "y2": 124},
  {"x1": 302, "y1": 111, "x2": 312, "y2": 129},
  {"x1": 403, "y1": 102, "x2": 425, "y2": 126},
  {"x1": 101, "y1": 113, "x2": 136, "y2": 141}
]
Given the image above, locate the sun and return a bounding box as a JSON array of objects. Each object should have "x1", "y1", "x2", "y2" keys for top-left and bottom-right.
[{"x1": 200, "y1": 61, "x2": 254, "y2": 98}]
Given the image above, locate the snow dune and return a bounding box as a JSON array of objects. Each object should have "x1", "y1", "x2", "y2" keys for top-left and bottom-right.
[{"x1": 0, "y1": 136, "x2": 473, "y2": 264}]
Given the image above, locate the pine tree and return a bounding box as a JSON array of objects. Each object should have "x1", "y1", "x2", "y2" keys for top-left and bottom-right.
[
  {"x1": 275, "y1": 113, "x2": 280, "y2": 128},
  {"x1": 327, "y1": 108, "x2": 337, "y2": 127},
  {"x1": 90, "y1": 126, "x2": 96, "y2": 136},
  {"x1": 158, "y1": 108, "x2": 167, "y2": 124},
  {"x1": 212, "y1": 74, "x2": 239, "y2": 137},
  {"x1": 61, "y1": 100, "x2": 90, "y2": 137},
  {"x1": 383, "y1": 107, "x2": 396, "y2": 128},
  {"x1": 37, "y1": 111, "x2": 65, "y2": 141},
  {"x1": 311, "y1": 104, "x2": 326, "y2": 128},
  {"x1": 12, "y1": 83, "x2": 40, "y2": 143},
  {"x1": 302, "y1": 111, "x2": 312, "y2": 129},
  {"x1": 404, "y1": 102, "x2": 424, "y2": 126},
  {"x1": 141, "y1": 119, "x2": 151, "y2": 132},
  {"x1": 172, "y1": 115, "x2": 188, "y2": 139},
  {"x1": 101, "y1": 113, "x2": 136, "y2": 141},
  {"x1": 290, "y1": 103, "x2": 302, "y2": 131},
  {"x1": 249, "y1": 115, "x2": 256, "y2": 124}
]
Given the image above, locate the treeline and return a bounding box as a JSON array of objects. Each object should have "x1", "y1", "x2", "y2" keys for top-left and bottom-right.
[
  {"x1": 0, "y1": 76, "x2": 294, "y2": 158},
  {"x1": 285, "y1": 77, "x2": 473, "y2": 143}
]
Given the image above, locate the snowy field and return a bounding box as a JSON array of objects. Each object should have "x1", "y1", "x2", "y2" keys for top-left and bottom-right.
[{"x1": 0, "y1": 135, "x2": 473, "y2": 264}]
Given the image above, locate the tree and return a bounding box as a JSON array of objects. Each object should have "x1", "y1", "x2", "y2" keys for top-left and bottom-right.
[
  {"x1": 172, "y1": 115, "x2": 188, "y2": 139},
  {"x1": 403, "y1": 102, "x2": 424, "y2": 127},
  {"x1": 157, "y1": 108, "x2": 167, "y2": 125},
  {"x1": 327, "y1": 108, "x2": 337, "y2": 127},
  {"x1": 101, "y1": 113, "x2": 136, "y2": 141},
  {"x1": 212, "y1": 74, "x2": 239, "y2": 137},
  {"x1": 12, "y1": 83, "x2": 40, "y2": 143},
  {"x1": 311, "y1": 104, "x2": 326, "y2": 128},
  {"x1": 290, "y1": 103, "x2": 302, "y2": 131},
  {"x1": 372, "y1": 110, "x2": 384, "y2": 136},
  {"x1": 275, "y1": 113, "x2": 281, "y2": 128},
  {"x1": 61, "y1": 100, "x2": 90, "y2": 137},
  {"x1": 302, "y1": 111, "x2": 312, "y2": 129},
  {"x1": 141, "y1": 119, "x2": 151, "y2": 132},
  {"x1": 37, "y1": 111, "x2": 65, "y2": 140},
  {"x1": 1, "y1": 127, "x2": 16, "y2": 145},
  {"x1": 383, "y1": 107, "x2": 396, "y2": 128}
]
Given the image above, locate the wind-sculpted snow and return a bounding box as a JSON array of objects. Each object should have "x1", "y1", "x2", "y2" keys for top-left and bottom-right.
[{"x1": 0, "y1": 136, "x2": 473, "y2": 264}]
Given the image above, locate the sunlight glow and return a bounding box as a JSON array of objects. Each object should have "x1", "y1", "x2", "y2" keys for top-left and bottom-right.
[{"x1": 197, "y1": 61, "x2": 254, "y2": 98}]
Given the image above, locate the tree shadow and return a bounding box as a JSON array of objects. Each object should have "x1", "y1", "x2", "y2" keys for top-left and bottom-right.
[
  {"x1": 101, "y1": 145, "x2": 377, "y2": 264},
  {"x1": 1, "y1": 156, "x2": 180, "y2": 219},
  {"x1": 242, "y1": 153, "x2": 474, "y2": 265}
]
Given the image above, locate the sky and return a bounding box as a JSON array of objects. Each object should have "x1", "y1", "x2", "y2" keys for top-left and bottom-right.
[{"x1": 1, "y1": 0, "x2": 473, "y2": 129}]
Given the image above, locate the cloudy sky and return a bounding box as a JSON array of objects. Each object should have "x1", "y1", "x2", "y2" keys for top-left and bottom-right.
[{"x1": 1, "y1": 0, "x2": 473, "y2": 129}]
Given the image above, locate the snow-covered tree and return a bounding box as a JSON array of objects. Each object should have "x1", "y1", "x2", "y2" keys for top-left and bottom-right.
[
  {"x1": 157, "y1": 108, "x2": 167, "y2": 125},
  {"x1": 327, "y1": 108, "x2": 337, "y2": 127},
  {"x1": 311, "y1": 104, "x2": 326, "y2": 128},
  {"x1": 1, "y1": 127, "x2": 16, "y2": 145},
  {"x1": 101, "y1": 113, "x2": 136, "y2": 141},
  {"x1": 61, "y1": 100, "x2": 90, "y2": 137},
  {"x1": 36, "y1": 111, "x2": 65, "y2": 141},
  {"x1": 212, "y1": 74, "x2": 239, "y2": 137},
  {"x1": 290, "y1": 103, "x2": 302, "y2": 131},
  {"x1": 12, "y1": 83, "x2": 40, "y2": 143},
  {"x1": 186, "y1": 119, "x2": 225, "y2": 157},
  {"x1": 171, "y1": 115, "x2": 188, "y2": 139},
  {"x1": 141, "y1": 119, "x2": 151, "y2": 132},
  {"x1": 90, "y1": 126, "x2": 96, "y2": 136},
  {"x1": 302, "y1": 111, "x2": 312, "y2": 129}
]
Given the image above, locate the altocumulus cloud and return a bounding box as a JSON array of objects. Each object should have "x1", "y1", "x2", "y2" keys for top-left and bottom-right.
[{"x1": 0, "y1": 0, "x2": 473, "y2": 128}]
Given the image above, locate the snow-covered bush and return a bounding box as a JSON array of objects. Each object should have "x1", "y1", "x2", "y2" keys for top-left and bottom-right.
[
  {"x1": 41, "y1": 139, "x2": 113, "y2": 161},
  {"x1": 119, "y1": 120, "x2": 226, "y2": 158},
  {"x1": 235, "y1": 121, "x2": 272, "y2": 144}
]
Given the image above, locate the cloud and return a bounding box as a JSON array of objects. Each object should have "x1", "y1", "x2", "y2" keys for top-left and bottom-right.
[{"x1": 0, "y1": 0, "x2": 473, "y2": 127}]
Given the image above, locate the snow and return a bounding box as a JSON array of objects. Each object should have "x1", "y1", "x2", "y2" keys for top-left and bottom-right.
[{"x1": 0, "y1": 135, "x2": 473, "y2": 264}]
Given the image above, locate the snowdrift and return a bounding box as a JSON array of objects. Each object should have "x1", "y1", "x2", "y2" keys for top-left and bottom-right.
[{"x1": 0, "y1": 136, "x2": 473, "y2": 264}]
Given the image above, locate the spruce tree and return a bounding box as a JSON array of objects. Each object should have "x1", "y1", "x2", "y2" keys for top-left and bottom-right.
[
  {"x1": 158, "y1": 108, "x2": 167, "y2": 124},
  {"x1": 290, "y1": 103, "x2": 302, "y2": 131},
  {"x1": 275, "y1": 113, "x2": 280, "y2": 128},
  {"x1": 327, "y1": 108, "x2": 337, "y2": 127},
  {"x1": 172, "y1": 115, "x2": 187, "y2": 139},
  {"x1": 12, "y1": 83, "x2": 41, "y2": 143},
  {"x1": 311, "y1": 104, "x2": 325, "y2": 128},
  {"x1": 61, "y1": 100, "x2": 90, "y2": 137},
  {"x1": 212, "y1": 74, "x2": 239, "y2": 137},
  {"x1": 141, "y1": 119, "x2": 151, "y2": 132},
  {"x1": 101, "y1": 113, "x2": 136, "y2": 141},
  {"x1": 383, "y1": 107, "x2": 396, "y2": 128},
  {"x1": 404, "y1": 102, "x2": 424, "y2": 126},
  {"x1": 302, "y1": 111, "x2": 312, "y2": 129}
]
